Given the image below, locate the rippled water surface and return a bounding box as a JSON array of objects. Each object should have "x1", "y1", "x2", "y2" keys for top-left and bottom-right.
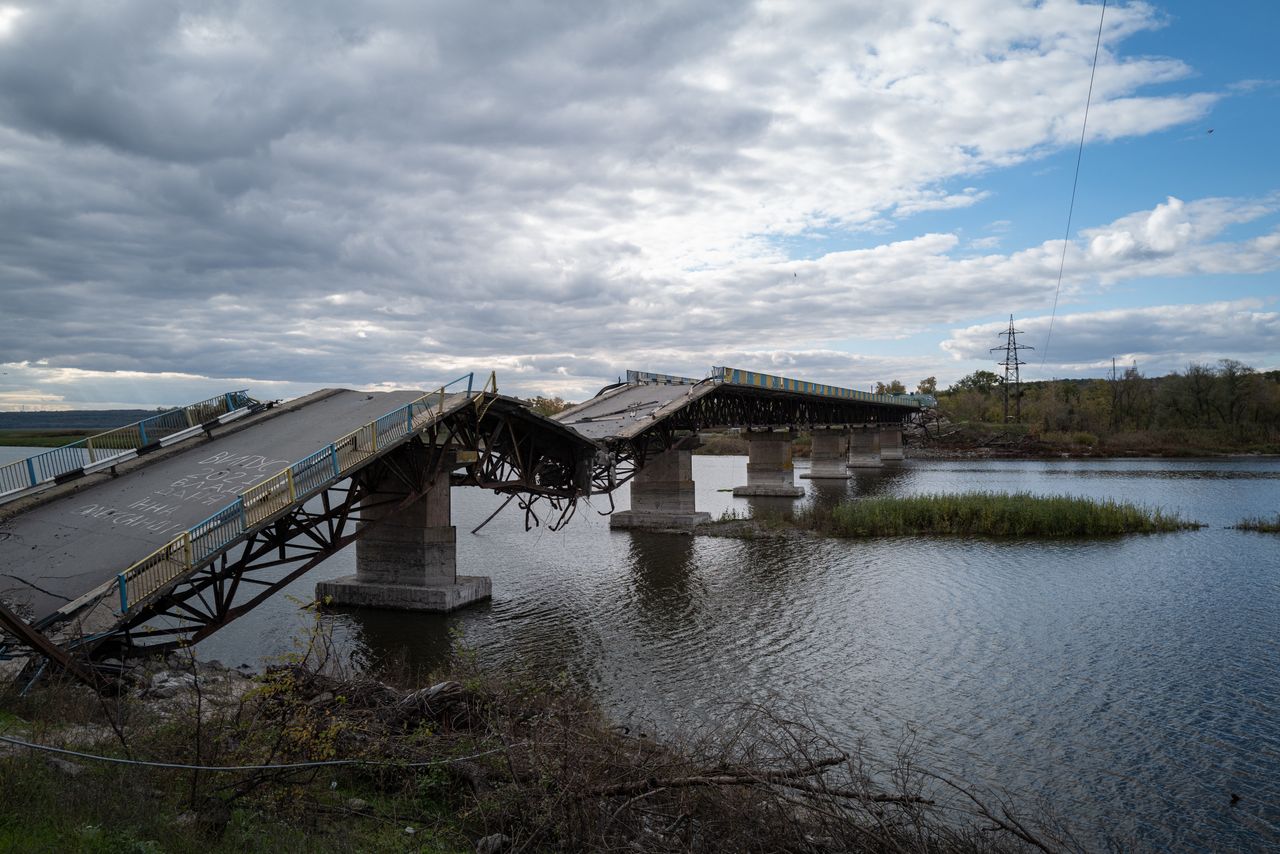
[{"x1": 193, "y1": 456, "x2": 1279, "y2": 850}]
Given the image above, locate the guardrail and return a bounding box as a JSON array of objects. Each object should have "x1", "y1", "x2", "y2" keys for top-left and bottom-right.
[
  {"x1": 0, "y1": 391, "x2": 253, "y2": 497},
  {"x1": 114, "y1": 373, "x2": 496, "y2": 615},
  {"x1": 712, "y1": 367, "x2": 923, "y2": 408}
]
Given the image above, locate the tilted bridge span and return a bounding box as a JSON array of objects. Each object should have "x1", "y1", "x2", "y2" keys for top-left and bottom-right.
[{"x1": 0, "y1": 367, "x2": 929, "y2": 684}]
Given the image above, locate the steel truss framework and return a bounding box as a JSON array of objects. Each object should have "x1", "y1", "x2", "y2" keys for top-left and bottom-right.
[
  {"x1": 3, "y1": 395, "x2": 599, "y2": 671},
  {"x1": 591, "y1": 385, "x2": 918, "y2": 493}
]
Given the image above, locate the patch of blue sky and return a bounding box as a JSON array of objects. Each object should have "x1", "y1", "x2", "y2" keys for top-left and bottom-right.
[
  {"x1": 1124, "y1": 2, "x2": 1278, "y2": 89},
  {"x1": 768, "y1": 225, "x2": 890, "y2": 261},
  {"x1": 1093, "y1": 272, "x2": 1277, "y2": 310}
]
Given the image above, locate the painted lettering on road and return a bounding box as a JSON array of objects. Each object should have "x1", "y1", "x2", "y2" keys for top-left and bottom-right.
[{"x1": 71, "y1": 449, "x2": 291, "y2": 530}]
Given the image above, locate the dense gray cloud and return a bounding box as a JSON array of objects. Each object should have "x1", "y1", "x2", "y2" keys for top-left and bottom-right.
[{"x1": 0, "y1": 0, "x2": 1269, "y2": 408}]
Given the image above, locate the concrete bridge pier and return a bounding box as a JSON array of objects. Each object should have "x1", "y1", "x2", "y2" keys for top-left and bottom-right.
[
  {"x1": 800, "y1": 427, "x2": 851, "y2": 480},
  {"x1": 846, "y1": 426, "x2": 883, "y2": 469},
  {"x1": 611, "y1": 445, "x2": 711, "y2": 529},
  {"x1": 316, "y1": 450, "x2": 491, "y2": 611},
  {"x1": 879, "y1": 424, "x2": 905, "y2": 461},
  {"x1": 733, "y1": 429, "x2": 805, "y2": 497}
]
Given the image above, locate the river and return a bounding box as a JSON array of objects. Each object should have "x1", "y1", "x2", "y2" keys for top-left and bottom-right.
[{"x1": 6, "y1": 446, "x2": 1278, "y2": 849}]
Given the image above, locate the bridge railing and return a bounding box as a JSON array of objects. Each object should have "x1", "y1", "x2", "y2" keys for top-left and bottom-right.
[
  {"x1": 114, "y1": 374, "x2": 489, "y2": 615},
  {"x1": 712, "y1": 367, "x2": 923, "y2": 408},
  {"x1": 0, "y1": 391, "x2": 254, "y2": 498}
]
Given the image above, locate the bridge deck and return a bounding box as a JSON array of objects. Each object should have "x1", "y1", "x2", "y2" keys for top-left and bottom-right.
[
  {"x1": 557, "y1": 382, "x2": 716, "y2": 441},
  {"x1": 558, "y1": 367, "x2": 925, "y2": 443},
  {"x1": 0, "y1": 388, "x2": 445, "y2": 622}
]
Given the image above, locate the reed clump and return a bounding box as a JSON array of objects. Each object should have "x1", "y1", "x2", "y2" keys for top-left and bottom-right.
[
  {"x1": 1233, "y1": 514, "x2": 1280, "y2": 533},
  {"x1": 795, "y1": 491, "x2": 1199, "y2": 538}
]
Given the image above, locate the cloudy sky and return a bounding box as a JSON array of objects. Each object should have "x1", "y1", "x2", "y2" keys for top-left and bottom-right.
[{"x1": 0, "y1": 0, "x2": 1276, "y2": 410}]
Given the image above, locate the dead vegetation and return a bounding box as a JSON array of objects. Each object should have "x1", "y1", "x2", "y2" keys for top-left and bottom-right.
[{"x1": 0, "y1": 629, "x2": 1091, "y2": 852}]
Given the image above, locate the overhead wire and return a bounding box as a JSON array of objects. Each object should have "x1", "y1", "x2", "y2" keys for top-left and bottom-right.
[
  {"x1": 1041, "y1": 0, "x2": 1108, "y2": 371},
  {"x1": 0, "y1": 732, "x2": 521, "y2": 773}
]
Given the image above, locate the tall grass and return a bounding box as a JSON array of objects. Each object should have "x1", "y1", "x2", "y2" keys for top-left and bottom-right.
[
  {"x1": 794, "y1": 491, "x2": 1199, "y2": 537},
  {"x1": 1234, "y1": 514, "x2": 1280, "y2": 533}
]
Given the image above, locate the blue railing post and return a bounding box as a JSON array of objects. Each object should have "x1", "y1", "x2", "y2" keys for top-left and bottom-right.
[
  {"x1": 405, "y1": 405, "x2": 413, "y2": 436},
  {"x1": 329, "y1": 445, "x2": 339, "y2": 478},
  {"x1": 25, "y1": 457, "x2": 37, "y2": 487},
  {"x1": 225, "y1": 392, "x2": 234, "y2": 413},
  {"x1": 236, "y1": 497, "x2": 248, "y2": 533},
  {"x1": 117, "y1": 573, "x2": 129, "y2": 613},
  {"x1": 467, "y1": 373, "x2": 474, "y2": 394},
  {"x1": 138, "y1": 419, "x2": 149, "y2": 446}
]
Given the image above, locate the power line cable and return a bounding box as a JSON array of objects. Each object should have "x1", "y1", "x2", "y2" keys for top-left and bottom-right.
[
  {"x1": 1041, "y1": 0, "x2": 1108, "y2": 371},
  {"x1": 0, "y1": 733, "x2": 520, "y2": 773}
]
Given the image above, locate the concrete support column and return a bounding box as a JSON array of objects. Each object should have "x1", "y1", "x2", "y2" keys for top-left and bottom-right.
[
  {"x1": 611, "y1": 446, "x2": 710, "y2": 530},
  {"x1": 846, "y1": 426, "x2": 883, "y2": 469},
  {"x1": 316, "y1": 450, "x2": 491, "y2": 611},
  {"x1": 879, "y1": 425, "x2": 905, "y2": 461},
  {"x1": 800, "y1": 428, "x2": 851, "y2": 480},
  {"x1": 733, "y1": 430, "x2": 805, "y2": 497}
]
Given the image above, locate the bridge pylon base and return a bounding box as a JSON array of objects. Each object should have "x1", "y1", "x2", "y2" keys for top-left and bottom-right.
[
  {"x1": 611, "y1": 510, "x2": 712, "y2": 530},
  {"x1": 316, "y1": 449, "x2": 491, "y2": 613},
  {"x1": 316, "y1": 574, "x2": 491, "y2": 613},
  {"x1": 800, "y1": 427, "x2": 851, "y2": 479},
  {"x1": 879, "y1": 425, "x2": 905, "y2": 461},
  {"x1": 610, "y1": 446, "x2": 710, "y2": 531},
  {"x1": 846, "y1": 426, "x2": 884, "y2": 469},
  {"x1": 733, "y1": 429, "x2": 804, "y2": 497}
]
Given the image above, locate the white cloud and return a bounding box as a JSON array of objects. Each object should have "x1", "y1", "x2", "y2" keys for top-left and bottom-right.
[{"x1": 0, "y1": 1, "x2": 1267, "y2": 408}]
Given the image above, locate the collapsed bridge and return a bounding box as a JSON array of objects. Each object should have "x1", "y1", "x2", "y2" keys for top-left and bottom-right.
[
  {"x1": 0, "y1": 367, "x2": 929, "y2": 683},
  {"x1": 558, "y1": 367, "x2": 931, "y2": 527}
]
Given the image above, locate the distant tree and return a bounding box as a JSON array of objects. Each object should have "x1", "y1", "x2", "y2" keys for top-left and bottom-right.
[
  {"x1": 874, "y1": 380, "x2": 907, "y2": 395},
  {"x1": 916, "y1": 376, "x2": 938, "y2": 395},
  {"x1": 1159, "y1": 363, "x2": 1218, "y2": 428},
  {"x1": 528, "y1": 395, "x2": 571, "y2": 417},
  {"x1": 949, "y1": 371, "x2": 1003, "y2": 394}
]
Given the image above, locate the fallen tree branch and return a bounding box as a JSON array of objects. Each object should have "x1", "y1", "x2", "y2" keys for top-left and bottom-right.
[{"x1": 588, "y1": 754, "x2": 888, "y2": 799}]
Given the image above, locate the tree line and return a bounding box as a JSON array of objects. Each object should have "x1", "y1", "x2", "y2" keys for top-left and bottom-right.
[{"x1": 896, "y1": 361, "x2": 1280, "y2": 444}]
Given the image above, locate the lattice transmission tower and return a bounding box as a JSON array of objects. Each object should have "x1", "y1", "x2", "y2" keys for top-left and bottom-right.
[{"x1": 991, "y1": 315, "x2": 1034, "y2": 422}]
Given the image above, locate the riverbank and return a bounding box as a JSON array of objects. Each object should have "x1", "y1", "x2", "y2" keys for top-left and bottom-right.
[
  {"x1": 913, "y1": 421, "x2": 1280, "y2": 459},
  {"x1": 692, "y1": 425, "x2": 1280, "y2": 461},
  {"x1": 0, "y1": 649, "x2": 1079, "y2": 853}
]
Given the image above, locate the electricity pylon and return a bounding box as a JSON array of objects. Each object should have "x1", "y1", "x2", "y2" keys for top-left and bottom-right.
[{"x1": 991, "y1": 315, "x2": 1034, "y2": 422}]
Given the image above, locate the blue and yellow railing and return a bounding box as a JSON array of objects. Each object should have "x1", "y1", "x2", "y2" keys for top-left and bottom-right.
[
  {"x1": 711, "y1": 367, "x2": 923, "y2": 408},
  {"x1": 113, "y1": 373, "x2": 495, "y2": 615},
  {"x1": 625, "y1": 366, "x2": 927, "y2": 408},
  {"x1": 0, "y1": 391, "x2": 253, "y2": 498}
]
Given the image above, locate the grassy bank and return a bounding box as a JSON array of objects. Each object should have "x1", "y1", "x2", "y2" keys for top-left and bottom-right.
[
  {"x1": 0, "y1": 429, "x2": 94, "y2": 448},
  {"x1": 0, "y1": 646, "x2": 1083, "y2": 853},
  {"x1": 924, "y1": 421, "x2": 1280, "y2": 458},
  {"x1": 750, "y1": 492, "x2": 1201, "y2": 538},
  {"x1": 1234, "y1": 514, "x2": 1280, "y2": 533}
]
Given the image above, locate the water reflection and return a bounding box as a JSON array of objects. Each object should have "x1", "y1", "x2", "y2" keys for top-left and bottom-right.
[
  {"x1": 848, "y1": 465, "x2": 908, "y2": 498},
  {"x1": 341, "y1": 606, "x2": 459, "y2": 674},
  {"x1": 805, "y1": 477, "x2": 852, "y2": 509},
  {"x1": 624, "y1": 532, "x2": 701, "y2": 628},
  {"x1": 197, "y1": 456, "x2": 1280, "y2": 850}
]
